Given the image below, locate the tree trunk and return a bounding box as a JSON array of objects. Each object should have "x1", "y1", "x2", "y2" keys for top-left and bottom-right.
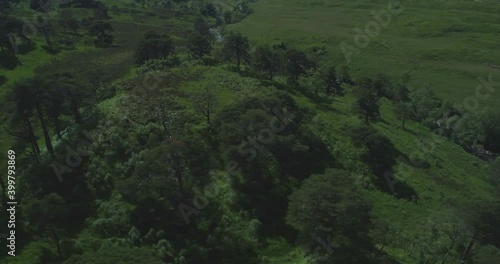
[
  {"x1": 25, "y1": 115, "x2": 40, "y2": 159},
  {"x1": 50, "y1": 227, "x2": 62, "y2": 258},
  {"x1": 206, "y1": 107, "x2": 211, "y2": 127},
  {"x1": 380, "y1": 235, "x2": 386, "y2": 252},
  {"x1": 407, "y1": 237, "x2": 418, "y2": 256},
  {"x1": 160, "y1": 107, "x2": 168, "y2": 133},
  {"x1": 440, "y1": 233, "x2": 457, "y2": 264},
  {"x1": 69, "y1": 96, "x2": 82, "y2": 124},
  {"x1": 36, "y1": 105, "x2": 54, "y2": 156},
  {"x1": 460, "y1": 236, "x2": 476, "y2": 263},
  {"x1": 175, "y1": 170, "x2": 185, "y2": 194},
  {"x1": 74, "y1": 105, "x2": 82, "y2": 123},
  {"x1": 42, "y1": 27, "x2": 52, "y2": 48},
  {"x1": 53, "y1": 117, "x2": 62, "y2": 140}
]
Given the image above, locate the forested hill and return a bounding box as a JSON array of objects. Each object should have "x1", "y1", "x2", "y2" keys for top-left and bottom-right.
[{"x1": 0, "y1": 0, "x2": 499, "y2": 263}]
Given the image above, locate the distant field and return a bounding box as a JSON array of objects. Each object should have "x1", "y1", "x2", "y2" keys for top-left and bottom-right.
[{"x1": 229, "y1": 0, "x2": 500, "y2": 108}]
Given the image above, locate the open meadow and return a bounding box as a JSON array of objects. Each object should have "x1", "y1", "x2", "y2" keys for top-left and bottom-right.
[
  {"x1": 1, "y1": 0, "x2": 499, "y2": 263},
  {"x1": 229, "y1": 0, "x2": 500, "y2": 107}
]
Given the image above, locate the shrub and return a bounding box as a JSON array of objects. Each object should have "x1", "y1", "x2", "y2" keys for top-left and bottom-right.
[
  {"x1": 136, "y1": 58, "x2": 181, "y2": 75},
  {"x1": 0, "y1": 50, "x2": 18, "y2": 70},
  {"x1": 0, "y1": 75, "x2": 7, "y2": 86}
]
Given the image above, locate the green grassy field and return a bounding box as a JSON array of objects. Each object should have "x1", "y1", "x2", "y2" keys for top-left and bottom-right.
[{"x1": 229, "y1": 0, "x2": 500, "y2": 108}]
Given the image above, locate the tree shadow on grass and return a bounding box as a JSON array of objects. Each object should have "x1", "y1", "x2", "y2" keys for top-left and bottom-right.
[
  {"x1": 393, "y1": 180, "x2": 420, "y2": 202},
  {"x1": 377, "y1": 169, "x2": 420, "y2": 202}
]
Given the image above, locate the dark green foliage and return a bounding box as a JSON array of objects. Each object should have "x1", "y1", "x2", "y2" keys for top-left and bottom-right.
[
  {"x1": 201, "y1": 3, "x2": 218, "y2": 17},
  {"x1": 354, "y1": 78, "x2": 380, "y2": 123},
  {"x1": 214, "y1": 92, "x2": 334, "y2": 234},
  {"x1": 223, "y1": 31, "x2": 250, "y2": 71},
  {"x1": 13, "y1": 77, "x2": 55, "y2": 155},
  {"x1": 338, "y1": 65, "x2": 354, "y2": 85},
  {"x1": 44, "y1": 72, "x2": 95, "y2": 124},
  {"x1": 393, "y1": 79, "x2": 411, "y2": 128},
  {"x1": 88, "y1": 21, "x2": 114, "y2": 47},
  {"x1": 223, "y1": 10, "x2": 233, "y2": 24},
  {"x1": 67, "y1": 18, "x2": 81, "y2": 34},
  {"x1": 0, "y1": 50, "x2": 18, "y2": 69},
  {"x1": 58, "y1": 9, "x2": 80, "y2": 34},
  {"x1": 194, "y1": 16, "x2": 211, "y2": 37},
  {"x1": 234, "y1": 2, "x2": 253, "y2": 17},
  {"x1": 284, "y1": 48, "x2": 314, "y2": 86},
  {"x1": 480, "y1": 108, "x2": 500, "y2": 152},
  {"x1": 89, "y1": 199, "x2": 133, "y2": 238},
  {"x1": 0, "y1": 16, "x2": 24, "y2": 53},
  {"x1": 135, "y1": 31, "x2": 175, "y2": 64},
  {"x1": 450, "y1": 111, "x2": 484, "y2": 148},
  {"x1": 187, "y1": 32, "x2": 211, "y2": 59},
  {"x1": 0, "y1": 75, "x2": 6, "y2": 85},
  {"x1": 347, "y1": 125, "x2": 397, "y2": 178},
  {"x1": 93, "y1": 1, "x2": 110, "y2": 20},
  {"x1": 30, "y1": 0, "x2": 53, "y2": 11},
  {"x1": 72, "y1": 0, "x2": 96, "y2": 8},
  {"x1": 363, "y1": 132, "x2": 398, "y2": 176},
  {"x1": 473, "y1": 245, "x2": 500, "y2": 264},
  {"x1": 252, "y1": 45, "x2": 278, "y2": 80},
  {"x1": 25, "y1": 193, "x2": 68, "y2": 258},
  {"x1": 464, "y1": 199, "x2": 500, "y2": 247},
  {"x1": 408, "y1": 84, "x2": 439, "y2": 121},
  {"x1": 25, "y1": 193, "x2": 67, "y2": 231},
  {"x1": 490, "y1": 157, "x2": 500, "y2": 186},
  {"x1": 324, "y1": 66, "x2": 343, "y2": 96},
  {"x1": 2, "y1": 3, "x2": 499, "y2": 264},
  {"x1": 119, "y1": 133, "x2": 211, "y2": 218},
  {"x1": 0, "y1": 1, "x2": 9, "y2": 13},
  {"x1": 373, "y1": 74, "x2": 391, "y2": 98},
  {"x1": 10, "y1": 72, "x2": 94, "y2": 163}
]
